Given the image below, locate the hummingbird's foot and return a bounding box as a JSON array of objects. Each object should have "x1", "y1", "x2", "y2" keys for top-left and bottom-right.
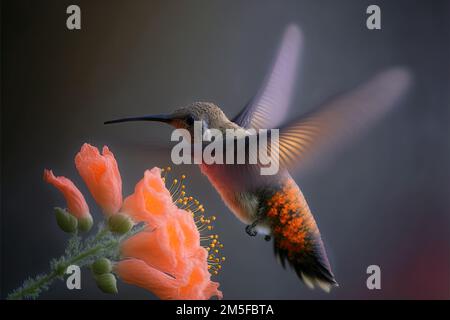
[
  {"x1": 264, "y1": 235, "x2": 272, "y2": 242},
  {"x1": 245, "y1": 224, "x2": 258, "y2": 237}
]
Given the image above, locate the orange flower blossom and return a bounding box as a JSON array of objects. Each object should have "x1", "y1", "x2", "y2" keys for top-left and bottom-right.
[{"x1": 116, "y1": 167, "x2": 224, "y2": 300}]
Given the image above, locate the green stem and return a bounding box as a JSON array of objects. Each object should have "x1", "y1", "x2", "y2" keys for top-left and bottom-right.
[
  {"x1": 7, "y1": 231, "x2": 118, "y2": 300},
  {"x1": 7, "y1": 272, "x2": 60, "y2": 301}
]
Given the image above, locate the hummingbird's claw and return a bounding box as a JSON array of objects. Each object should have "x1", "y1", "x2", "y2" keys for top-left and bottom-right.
[
  {"x1": 245, "y1": 224, "x2": 258, "y2": 237},
  {"x1": 264, "y1": 235, "x2": 272, "y2": 241}
]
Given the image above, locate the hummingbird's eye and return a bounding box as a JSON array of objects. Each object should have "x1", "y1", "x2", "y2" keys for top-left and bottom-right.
[{"x1": 186, "y1": 115, "x2": 195, "y2": 126}]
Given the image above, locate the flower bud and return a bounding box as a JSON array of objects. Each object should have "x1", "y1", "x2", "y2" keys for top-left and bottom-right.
[
  {"x1": 92, "y1": 258, "x2": 112, "y2": 275},
  {"x1": 95, "y1": 273, "x2": 118, "y2": 294},
  {"x1": 75, "y1": 144, "x2": 123, "y2": 216},
  {"x1": 78, "y1": 214, "x2": 93, "y2": 232},
  {"x1": 108, "y1": 213, "x2": 133, "y2": 234},
  {"x1": 55, "y1": 207, "x2": 78, "y2": 233}
]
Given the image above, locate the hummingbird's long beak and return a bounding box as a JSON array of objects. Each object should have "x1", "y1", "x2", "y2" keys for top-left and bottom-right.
[{"x1": 104, "y1": 114, "x2": 173, "y2": 125}]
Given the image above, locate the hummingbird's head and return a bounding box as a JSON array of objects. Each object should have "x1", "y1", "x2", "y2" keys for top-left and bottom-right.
[
  {"x1": 171, "y1": 102, "x2": 235, "y2": 132},
  {"x1": 105, "y1": 101, "x2": 238, "y2": 140}
]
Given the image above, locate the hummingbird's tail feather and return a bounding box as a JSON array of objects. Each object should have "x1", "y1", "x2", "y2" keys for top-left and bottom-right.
[
  {"x1": 274, "y1": 236, "x2": 338, "y2": 292},
  {"x1": 266, "y1": 178, "x2": 338, "y2": 291}
]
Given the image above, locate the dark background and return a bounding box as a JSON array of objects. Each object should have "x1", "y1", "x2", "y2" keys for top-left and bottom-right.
[{"x1": 1, "y1": 0, "x2": 449, "y2": 299}]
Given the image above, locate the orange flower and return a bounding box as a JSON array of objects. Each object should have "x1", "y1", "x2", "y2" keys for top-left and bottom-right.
[
  {"x1": 75, "y1": 143, "x2": 122, "y2": 215},
  {"x1": 43, "y1": 169, "x2": 90, "y2": 220},
  {"x1": 116, "y1": 167, "x2": 223, "y2": 300}
]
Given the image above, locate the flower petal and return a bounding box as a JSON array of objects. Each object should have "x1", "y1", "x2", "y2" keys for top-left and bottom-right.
[
  {"x1": 43, "y1": 169, "x2": 90, "y2": 219},
  {"x1": 115, "y1": 259, "x2": 180, "y2": 300},
  {"x1": 123, "y1": 168, "x2": 174, "y2": 228}
]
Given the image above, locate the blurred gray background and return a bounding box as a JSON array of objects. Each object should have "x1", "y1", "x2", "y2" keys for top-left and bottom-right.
[{"x1": 1, "y1": 0, "x2": 450, "y2": 299}]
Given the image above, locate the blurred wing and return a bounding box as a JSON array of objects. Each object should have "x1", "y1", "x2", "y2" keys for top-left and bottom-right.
[
  {"x1": 274, "y1": 67, "x2": 412, "y2": 172},
  {"x1": 206, "y1": 68, "x2": 412, "y2": 190},
  {"x1": 233, "y1": 24, "x2": 302, "y2": 129}
]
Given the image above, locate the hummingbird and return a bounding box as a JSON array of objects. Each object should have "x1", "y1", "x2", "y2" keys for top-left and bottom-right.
[{"x1": 105, "y1": 25, "x2": 411, "y2": 292}]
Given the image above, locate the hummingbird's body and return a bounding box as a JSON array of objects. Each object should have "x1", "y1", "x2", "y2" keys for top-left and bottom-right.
[
  {"x1": 105, "y1": 25, "x2": 411, "y2": 292},
  {"x1": 200, "y1": 162, "x2": 261, "y2": 226},
  {"x1": 200, "y1": 156, "x2": 335, "y2": 289}
]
